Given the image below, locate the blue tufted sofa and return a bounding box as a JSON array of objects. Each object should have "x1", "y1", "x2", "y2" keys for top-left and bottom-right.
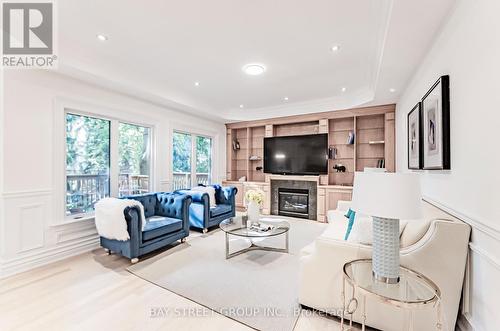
[
  {"x1": 176, "y1": 185, "x2": 238, "y2": 233},
  {"x1": 100, "y1": 192, "x2": 191, "y2": 263}
]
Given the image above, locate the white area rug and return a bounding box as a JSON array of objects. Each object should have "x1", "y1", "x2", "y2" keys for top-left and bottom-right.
[{"x1": 128, "y1": 218, "x2": 327, "y2": 331}]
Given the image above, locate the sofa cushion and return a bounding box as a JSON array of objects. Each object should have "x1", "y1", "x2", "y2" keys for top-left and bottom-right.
[
  {"x1": 210, "y1": 204, "x2": 232, "y2": 217},
  {"x1": 400, "y1": 218, "x2": 432, "y2": 247},
  {"x1": 347, "y1": 214, "x2": 372, "y2": 244},
  {"x1": 213, "y1": 185, "x2": 225, "y2": 204},
  {"x1": 347, "y1": 216, "x2": 409, "y2": 246},
  {"x1": 127, "y1": 193, "x2": 158, "y2": 218},
  {"x1": 142, "y1": 216, "x2": 183, "y2": 241},
  {"x1": 213, "y1": 185, "x2": 234, "y2": 205},
  {"x1": 327, "y1": 209, "x2": 346, "y2": 224},
  {"x1": 319, "y1": 219, "x2": 348, "y2": 241}
]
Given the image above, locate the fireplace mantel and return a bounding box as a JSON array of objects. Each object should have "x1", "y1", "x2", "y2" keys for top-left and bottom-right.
[{"x1": 267, "y1": 174, "x2": 320, "y2": 183}]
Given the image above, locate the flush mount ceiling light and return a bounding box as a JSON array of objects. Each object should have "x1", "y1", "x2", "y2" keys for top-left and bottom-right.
[
  {"x1": 96, "y1": 34, "x2": 108, "y2": 41},
  {"x1": 242, "y1": 63, "x2": 266, "y2": 76},
  {"x1": 194, "y1": 81, "x2": 200, "y2": 87},
  {"x1": 283, "y1": 97, "x2": 289, "y2": 101},
  {"x1": 389, "y1": 88, "x2": 396, "y2": 93},
  {"x1": 341, "y1": 87, "x2": 347, "y2": 92},
  {"x1": 330, "y1": 44, "x2": 341, "y2": 52},
  {"x1": 239, "y1": 104, "x2": 244, "y2": 109}
]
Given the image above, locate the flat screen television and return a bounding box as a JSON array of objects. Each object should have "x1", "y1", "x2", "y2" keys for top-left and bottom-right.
[{"x1": 264, "y1": 133, "x2": 328, "y2": 175}]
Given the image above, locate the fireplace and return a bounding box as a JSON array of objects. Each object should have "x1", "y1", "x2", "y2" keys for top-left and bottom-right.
[
  {"x1": 271, "y1": 179, "x2": 317, "y2": 220},
  {"x1": 278, "y1": 188, "x2": 309, "y2": 219}
]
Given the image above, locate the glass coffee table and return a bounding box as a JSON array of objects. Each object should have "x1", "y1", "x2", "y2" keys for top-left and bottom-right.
[{"x1": 219, "y1": 216, "x2": 290, "y2": 259}]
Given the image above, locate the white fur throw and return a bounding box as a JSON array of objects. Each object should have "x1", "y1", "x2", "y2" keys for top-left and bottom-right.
[
  {"x1": 189, "y1": 186, "x2": 217, "y2": 207},
  {"x1": 95, "y1": 197, "x2": 147, "y2": 241}
]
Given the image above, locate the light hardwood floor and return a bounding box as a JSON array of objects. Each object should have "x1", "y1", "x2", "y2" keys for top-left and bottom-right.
[{"x1": 0, "y1": 233, "x2": 359, "y2": 331}]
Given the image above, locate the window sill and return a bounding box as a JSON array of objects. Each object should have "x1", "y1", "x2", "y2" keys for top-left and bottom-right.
[{"x1": 50, "y1": 215, "x2": 95, "y2": 227}]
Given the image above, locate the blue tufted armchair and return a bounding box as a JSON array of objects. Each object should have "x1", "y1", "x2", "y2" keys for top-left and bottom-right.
[
  {"x1": 176, "y1": 185, "x2": 238, "y2": 233},
  {"x1": 100, "y1": 192, "x2": 191, "y2": 263}
]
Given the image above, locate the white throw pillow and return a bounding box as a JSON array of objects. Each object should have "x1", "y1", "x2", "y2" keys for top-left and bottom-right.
[
  {"x1": 348, "y1": 215, "x2": 408, "y2": 246},
  {"x1": 190, "y1": 186, "x2": 217, "y2": 208},
  {"x1": 347, "y1": 214, "x2": 372, "y2": 244}
]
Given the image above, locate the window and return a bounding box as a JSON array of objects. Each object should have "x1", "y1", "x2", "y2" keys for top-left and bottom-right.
[
  {"x1": 66, "y1": 113, "x2": 110, "y2": 216},
  {"x1": 118, "y1": 123, "x2": 151, "y2": 197},
  {"x1": 65, "y1": 111, "x2": 153, "y2": 219},
  {"x1": 172, "y1": 131, "x2": 212, "y2": 190},
  {"x1": 196, "y1": 135, "x2": 212, "y2": 185},
  {"x1": 172, "y1": 132, "x2": 192, "y2": 189}
]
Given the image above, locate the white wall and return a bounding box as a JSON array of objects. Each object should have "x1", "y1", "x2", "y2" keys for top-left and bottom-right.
[
  {"x1": 395, "y1": 1, "x2": 500, "y2": 330},
  {"x1": 0, "y1": 68, "x2": 5, "y2": 264},
  {"x1": 0, "y1": 69, "x2": 226, "y2": 278}
]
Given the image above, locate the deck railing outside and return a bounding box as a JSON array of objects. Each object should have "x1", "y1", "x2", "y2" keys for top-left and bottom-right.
[
  {"x1": 66, "y1": 174, "x2": 109, "y2": 215},
  {"x1": 66, "y1": 172, "x2": 210, "y2": 215},
  {"x1": 172, "y1": 172, "x2": 210, "y2": 190}
]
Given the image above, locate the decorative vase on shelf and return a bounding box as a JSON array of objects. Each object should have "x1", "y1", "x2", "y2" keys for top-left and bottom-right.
[{"x1": 247, "y1": 200, "x2": 261, "y2": 223}]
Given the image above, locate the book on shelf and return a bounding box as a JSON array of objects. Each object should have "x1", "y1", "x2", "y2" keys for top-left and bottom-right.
[{"x1": 347, "y1": 131, "x2": 355, "y2": 145}]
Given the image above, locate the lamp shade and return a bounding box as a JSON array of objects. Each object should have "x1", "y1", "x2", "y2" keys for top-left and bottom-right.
[{"x1": 351, "y1": 172, "x2": 422, "y2": 220}]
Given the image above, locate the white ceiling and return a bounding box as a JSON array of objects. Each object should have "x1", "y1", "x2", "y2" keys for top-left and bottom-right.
[{"x1": 57, "y1": 0, "x2": 455, "y2": 122}]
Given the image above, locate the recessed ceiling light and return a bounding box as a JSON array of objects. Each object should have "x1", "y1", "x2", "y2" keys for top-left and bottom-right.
[
  {"x1": 283, "y1": 97, "x2": 289, "y2": 101},
  {"x1": 239, "y1": 104, "x2": 244, "y2": 109},
  {"x1": 389, "y1": 88, "x2": 396, "y2": 93},
  {"x1": 96, "y1": 34, "x2": 108, "y2": 41},
  {"x1": 242, "y1": 63, "x2": 266, "y2": 76},
  {"x1": 194, "y1": 81, "x2": 200, "y2": 87},
  {"x1": 330, "y1": 44, "x2": 341, "y2": 52},
  {"x1": 341, "y1": 87, "x2": 347, "y2": 92}
]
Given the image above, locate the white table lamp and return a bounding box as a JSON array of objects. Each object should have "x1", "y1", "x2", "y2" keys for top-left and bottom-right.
[{"x1": 351, "y1": 172, "x2": 422, "y2": 284}]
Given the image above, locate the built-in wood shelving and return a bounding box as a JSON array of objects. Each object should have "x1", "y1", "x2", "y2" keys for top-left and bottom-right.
[
  {"x1": 355, "y1": 114, "x2": 386, "y2": 172},
  {"x1": 249, "y1": 126, "x2": 265, "y2": 182},
  {"x1": 329, "y1": 117, "x2": 355, "y2": 186},
  {"x1": 226, "y1": 104, "x2": 396, "y2": 185}
]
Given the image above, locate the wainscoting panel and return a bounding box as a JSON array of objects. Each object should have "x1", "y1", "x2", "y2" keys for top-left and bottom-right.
[
  {"x1": 425, "y1": 197, "x2": 500, "y2": 331},
  {"x1": 0, "y1": 189, "x2": 100, "y2": 278},
  {"x1": 18, "y1": 203, "x2": 45, "y2": 253}
]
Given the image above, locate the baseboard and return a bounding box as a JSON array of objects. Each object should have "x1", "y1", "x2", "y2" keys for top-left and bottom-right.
[
  {"x1": 0, "y1": 237, "x2": 100, "y2": 279},
  {"x1": 456, "y1": 313, "x2": 474, "y2": 331}
]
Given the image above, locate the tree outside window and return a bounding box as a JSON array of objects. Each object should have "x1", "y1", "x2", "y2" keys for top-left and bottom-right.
[{"x1": 66, "y1": 113, "x2": 110, "y2": 215}]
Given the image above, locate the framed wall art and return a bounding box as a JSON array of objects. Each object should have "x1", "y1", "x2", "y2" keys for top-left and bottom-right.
[
  {"x1": 421, "y1": 75, "x2": 450, "y2": 170},
  {"x1": 407, "y1": 102, "x2": 422, "y2": 170}
]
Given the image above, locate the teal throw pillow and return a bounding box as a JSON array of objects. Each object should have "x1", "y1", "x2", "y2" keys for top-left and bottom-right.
[
  {"x1": 344, "y1": 210, "x2": 356, "y2": 240},
  {"x1": 344, "y1": 208, "x2": 354, "y2": 219}
]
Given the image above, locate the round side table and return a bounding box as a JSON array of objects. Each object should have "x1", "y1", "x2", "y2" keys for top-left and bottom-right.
[{"x1": 341, "y1": 259, "x2": 442, "y2": 331}]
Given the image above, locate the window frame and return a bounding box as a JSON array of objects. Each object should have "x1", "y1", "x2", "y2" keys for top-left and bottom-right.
[
  {"x1": 64, "y1": 112, "x2": 112, "y2": 219},
  {"x1": 171, "y1": 129, "x2": 214, "y2": 190},
  {"x1": 117, "y1": 121, "x2": 154, "y2": 198},
  {"x1": 53, "y1": 98, "x2": 156, "y2": 225}
]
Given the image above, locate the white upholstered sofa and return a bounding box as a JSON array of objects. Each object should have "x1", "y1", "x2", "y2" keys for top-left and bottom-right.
[{"x1": 298, "y1": 200, "x2": 470, "y2": 331}]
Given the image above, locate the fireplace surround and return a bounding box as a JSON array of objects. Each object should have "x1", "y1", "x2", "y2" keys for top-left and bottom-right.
[
  {"x1": 271, "y1": 179, "x2": 317, "y2": 220},
  {"x1": 278, "y1": 188, "x2": 309, "y2": 218}
]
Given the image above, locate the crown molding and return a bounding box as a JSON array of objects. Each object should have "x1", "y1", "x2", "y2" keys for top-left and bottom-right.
[
  {"x1": 224, "y1": 88, "x2": 376, "y2": 122},
  {"x1": 55, "y1": 62, "x2": 226, "y2": 124}
]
